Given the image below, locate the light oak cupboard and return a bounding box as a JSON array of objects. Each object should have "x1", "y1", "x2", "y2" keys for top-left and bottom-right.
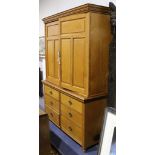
[{"x1": 43, "y1": 4, "x2": 111, "y2": 150}]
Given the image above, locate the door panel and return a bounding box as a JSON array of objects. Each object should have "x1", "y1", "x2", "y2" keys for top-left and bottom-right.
[
  {"x1": 47, "y1": 24, "x2": 59, "y2": 36},
  {"x1": 61, "y1": 39, "x2": 72, "y2": 85},
  {"x1": 61, "y1": 18, "x2": 85, "y2": 34},
  {"x1": 54, "y1": 40, "x2": 59, "y2": 78},
  {"x1": 47, "y1": 40, "x2": 54, "y2": 77},
  {"x1": 61, "y1": 37, "x2": 86, "y2": 94},
  {"x1": 73, "y1": 38, "x2": 85, "y2": 88},
  {"x1": 60, "y1": 14, "x2": 88, "y2": 95},
  {"x1": 46, "y1": 39, "x2": 60, "y2": 85}
]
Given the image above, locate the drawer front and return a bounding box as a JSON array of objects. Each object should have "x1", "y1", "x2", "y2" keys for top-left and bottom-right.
[
  {"x1": 47, "y1": 22, "x2": 59, "y2": 36},
  {"x1": 61, "y1": 93, "x2": 82, "y2": 113},
  {"x1": 45, "y1": 95, "x2": 59, "y2": 113},
  {"x1": 61, "y1": 18, "x2": 85, "y2": 34},
  {"x1": 45, "y1": 105, "x2": 60, "y2": 126},
  {"x1": 61, "y1": 116, "x2": 82, "y2": 144},
  {"x1": 44, "y1": 85, "x2": 59, "y2": 100},
  {"x1": 61, "y1": 104, "x2": 82, "y2": 127}
]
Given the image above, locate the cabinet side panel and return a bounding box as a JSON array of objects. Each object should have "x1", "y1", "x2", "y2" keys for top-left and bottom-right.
[
  {"x1": 89, "y1": 13, "x2": 112, "y2": 97},
  {"x1": 84, "y1": 98, "x2": 107, "y2": 149}
]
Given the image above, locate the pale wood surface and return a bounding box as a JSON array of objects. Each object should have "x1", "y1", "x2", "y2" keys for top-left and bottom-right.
[
  {"x1": 44, "y1": 95, "x2": 60, "y2": 113},
  {"x1": 89, "y1": 13, "x2": 112, "y2": 97},
  {"x1": 45, "y1": 21, "x2": 60, "y2": 86},
  {"x1": 83, "y1": 98, "x2": 107, "y2": 149},
  {"x1": 45, "y1": 11, "x2": 111, "y2": 98},
  {"x1": 45, "y1": 104, "x2": 60, "y2": 127},
  {"x1": 61, "y1": 93, "x2": 83, "y2": 114},
  {"x1": 61, "y1": 18, "x2": 85, "y2": 34},
  {"x1": 44, "y1": 85, "x2": 60, "y2": 100},
  {"x1": 61, "y1": 104, "x2": 82, "y2": 127},
  {"x1": 44, "y1": 82, "x2": 107, "y2": 149},
  {"x1": 43, "y1": 4, "x2": 110, "y2": 150},
  {"x1": 61, "y1": 115, "x2": 82, "y2": 145},
  {"x1": 60, "y1": 14, "x2": 88, "y2": 95},
  {"x1": 47, "y1": 21, "x2": 59, "y2": 36}
]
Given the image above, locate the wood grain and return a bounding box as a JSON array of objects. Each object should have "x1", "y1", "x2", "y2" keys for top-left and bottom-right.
[
  {"x1": 45, "y1": 104, "x2": 60, "y2": 127},
  {"x1": 44, "y1": 85, "x2": 60, "y2": 100},
  {"x1": 61, "y1": 115, "x2": 82, "y2": 145},
  {"x1": 83, "y1": 98, "x2": 107, "y2": 149},
  {"x1": 44, "y1": 95, "x2": 60, "y2": 113},
  {"x1": 89, "y1": 13, "x2": 112, "y2": 97},
  {"x1": 61, "y1": 104, "x2": 82, "y2": 127}
]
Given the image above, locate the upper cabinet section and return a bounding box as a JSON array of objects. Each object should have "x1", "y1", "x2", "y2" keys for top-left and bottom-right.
[{"x1": 43, "y1": 4, "x2": 111, "y2": 98}]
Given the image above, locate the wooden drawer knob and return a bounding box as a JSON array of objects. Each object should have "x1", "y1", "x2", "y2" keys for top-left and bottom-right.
[
  {"x1": 49, "y1": 91, "x2": 53, "y2": 95},
  {"x1": 50, "y1": 101, "x2": 53, "y2": 105},
  {"x1": 68, "y1": 100, "x2": 72, "y2": 105},
  {"x1": 68, "y1": 126, "x2": 72, "y2": 131},
  {"x1": 68, "y1": 112, "x2": 72, "y2": 117},
  {"x1": 50, "y1": 113, "x2": 53, "y2": 117}
]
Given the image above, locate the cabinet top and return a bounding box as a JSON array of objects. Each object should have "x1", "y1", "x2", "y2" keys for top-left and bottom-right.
[{"x1": 42, "y1": 3, "x2": 110, "y2": 24}]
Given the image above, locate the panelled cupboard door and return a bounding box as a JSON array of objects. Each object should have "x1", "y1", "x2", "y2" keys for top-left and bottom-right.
[
  {"x1": 60, "y1": 14, "x2": 89, "y2": 95},
  {"x1": 46, "y1": 21, "x2": 60, "y2": 86},
  {"x1": 46, "y1": 38, "x2": 60, "y2": 85}
]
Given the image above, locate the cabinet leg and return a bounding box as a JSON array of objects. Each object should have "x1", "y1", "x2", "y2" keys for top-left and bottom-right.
[{"x1": 82, "y1": 146, "x2": 87, "y2": 152}]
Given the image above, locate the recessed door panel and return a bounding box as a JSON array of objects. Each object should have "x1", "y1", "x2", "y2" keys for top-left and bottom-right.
[
  {"x1": 47, "y1": 24, "x2": 59, "y2": 36},
  {"x1": 54, "y1": 40, "x2": 59, "y2": 78},
  {"x1": 73, "y1": 38, "x2": 85, "y2": 88},
  {"x1": 61, "y1": 18, "x2": 85, "y2": 34},
  {"x1": 47, "y1": 40, "x2": 54, "y2": 77},
  {"x1": 61, "y1": 39, "x2": 72, "y2": 85},
  {"x1": 46, "y1": 39, "x2": 60, "y2": 85}
]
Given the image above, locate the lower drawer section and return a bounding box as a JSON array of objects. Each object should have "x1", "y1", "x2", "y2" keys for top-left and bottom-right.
[
  {"x1": 61, "y1": 115, "x2": 82, "y2": 145},
  {"x1": 45, "y1": 105, "x2": 60, "y2": 127}
]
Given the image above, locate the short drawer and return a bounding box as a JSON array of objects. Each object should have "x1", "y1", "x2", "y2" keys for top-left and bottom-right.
[
  {"x1": 45, "y1": 105, "x2": 60, "y2": 127},
  {"x1": 61, "y1": 115, "x2": 82, "y2": 144},
  {"x1": 60, "y1": 93, "x2": 82, "y2": 114},
  {"x1": 61, "y1": 104, "x2": 82, "y2": 127},
  {"x1": 45, "y1": 95, "x2": 59, "y2": 113},
  {"x1": 44, "y1": 85, "x2": 59, "y2": 100}
]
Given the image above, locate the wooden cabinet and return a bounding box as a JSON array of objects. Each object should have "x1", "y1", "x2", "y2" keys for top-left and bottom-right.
[{"x1": 43, "y1": 4, "x2": 111, "y2": 150}]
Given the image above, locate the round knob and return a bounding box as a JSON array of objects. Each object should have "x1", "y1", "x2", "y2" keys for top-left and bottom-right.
[
  {"x1": 68, "y1": 126, "x2": 72, "y2": 131},
  {"x1": 50, "y1": 113, "x2": 53, "y2": 117},
  {"x1": 68, "y1": 112, "x2": 72, "y2": 117},
  {"x1": 50, "y1": 101, "x2": 53, "y2": 105},
  {"x1": 49, "y1": 91, "x2": 53, "y2": 95},
  {"x1": 68, "y1": 100, "x2": 72, "y2": 105}
]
